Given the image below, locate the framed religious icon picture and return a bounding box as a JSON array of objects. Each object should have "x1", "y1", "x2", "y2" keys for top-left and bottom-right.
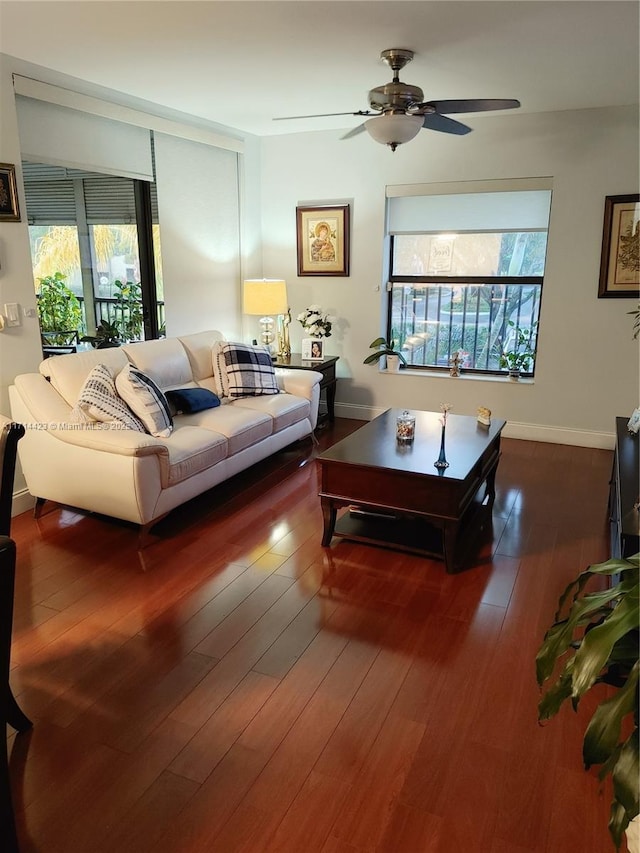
[
  {"x1": 0, "y1": 163, "x2": 20, "y2": 222},
  {"x1": 296, "y1": 204, "x2": 350, "y2": 276},
  {"x1": 598, "y1": 194, "x2": 639, "y2": 298}
]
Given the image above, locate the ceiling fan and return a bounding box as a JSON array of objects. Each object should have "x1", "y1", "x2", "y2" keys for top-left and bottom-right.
[{"x1": 274, "y1": 48, "x2": 520, "y2": 151}]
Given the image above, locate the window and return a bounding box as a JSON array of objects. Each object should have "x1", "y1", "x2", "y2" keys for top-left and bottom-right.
[
  {"x1": 386, "y1": 184, "x2": 552, "y2": 376},
  {"x1": 23, "y1": 163, "x2": 164, "y2": 343}
]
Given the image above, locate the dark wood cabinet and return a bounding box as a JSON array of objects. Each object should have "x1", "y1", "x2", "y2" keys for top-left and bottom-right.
[{"x1": 609, "y1": 417, "x2": 640, "y2": 558}]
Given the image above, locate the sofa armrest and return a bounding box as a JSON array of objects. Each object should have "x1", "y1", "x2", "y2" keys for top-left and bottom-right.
[
  {"x1": 275, "y1": 368, "x2": 323, "y2": 400},
  {"x1": 10, "y1": 372, "x2": 166, "y2": 458}
]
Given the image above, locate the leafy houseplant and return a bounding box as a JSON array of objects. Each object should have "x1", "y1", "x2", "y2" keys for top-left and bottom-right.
[
  {"x1": 80, "y1": 319, "x2": 122, "y2": 349},
  {"x1": 364, "y1": 336, "x2": 407, "y2": 369},
  {"x1": 536, "y1": 554, "x2": 639, "y2": 850},
  {"x1": 36, "y1": 272, "x2": 82, "y2": 344},
  {"x1": 499, "y1": 320, "x2": 537, "y2": 378},
  {"x1": 113, "y1": 279, "x2": 144, "y2": 342}
]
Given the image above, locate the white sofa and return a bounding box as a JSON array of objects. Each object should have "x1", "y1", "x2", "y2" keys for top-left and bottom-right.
[{"x1": 9, "y1": 330, "x2": 321, "y2": 535}]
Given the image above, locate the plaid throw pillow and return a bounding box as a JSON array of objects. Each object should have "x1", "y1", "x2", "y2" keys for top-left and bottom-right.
[{"x1": 221, "y1": 342, "x2": 279, "y2": 398}]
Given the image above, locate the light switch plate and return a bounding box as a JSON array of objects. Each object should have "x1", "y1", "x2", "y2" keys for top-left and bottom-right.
[{"x1": 4, "y1": 303, "x2": 20, "y2": 326}]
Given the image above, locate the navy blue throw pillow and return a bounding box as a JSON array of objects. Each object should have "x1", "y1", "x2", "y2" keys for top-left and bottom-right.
[{"x1": 166, "y1": 388, "x2": 221, "y2": 414}]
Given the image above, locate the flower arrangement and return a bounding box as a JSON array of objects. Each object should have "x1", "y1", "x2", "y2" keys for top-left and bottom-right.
[{"x1": 297, "y1": 305, "x2": 333, "y2": 338}]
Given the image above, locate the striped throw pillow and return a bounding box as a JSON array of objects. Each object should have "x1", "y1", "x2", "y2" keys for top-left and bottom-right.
[
  {"x1": 70, "y1": 363, "x2": 145, "y2": 432},
  {"x1": 221, "y1": 342, "x2": 279, "y2": 398},
  {"x1": 115, "y1": 364, "x2": 173, "y2": 437}
]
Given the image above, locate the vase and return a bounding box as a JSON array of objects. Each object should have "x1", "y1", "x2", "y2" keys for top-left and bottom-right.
[
  {"x1": 434, "y1": 423, "x2": 449, "y2": 470},
  {"x1": 386, "y1": 354, "x2": 401, "y2": 372},
  {"x1": 508, "y1": 368, "x2": 521, "y2": 381}
]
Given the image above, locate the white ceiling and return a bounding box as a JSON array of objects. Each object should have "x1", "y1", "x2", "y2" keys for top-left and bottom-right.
[{"x1": 1, "y1": 1, "x2": 639, "y2": 139}]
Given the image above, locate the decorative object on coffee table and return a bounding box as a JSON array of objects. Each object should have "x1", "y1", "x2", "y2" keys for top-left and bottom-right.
[
  {"x1": 396, "y1": 410, "x2": 415, "y2": 443},
  {"x1": 434, "y1": 403, "x2": 451, "y2": 470},
  {"x1": 477, "y1": 406, "x2": 492, "y2": 427}
]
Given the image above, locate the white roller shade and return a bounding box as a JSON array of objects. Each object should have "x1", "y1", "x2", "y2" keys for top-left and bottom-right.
[
  {"x1": 388, "y1": 190, "x2": 553, "y2": 234},
  {"x1": 154, "y1": 133, "x2": 240, "y2": 337},
  {"x1": 16, "y1": 95, "x2": 154, "y2": 181}
]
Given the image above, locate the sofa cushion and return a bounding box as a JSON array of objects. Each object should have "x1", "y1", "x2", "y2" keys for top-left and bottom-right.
[
  {"x1": 122, "y1": 338, "x2": 194, "y2": 390},
  {"x1": 221, "y1": 342, "x2": 279, "y2": 398},
  {"x1": 176, "y1": 405, "x2": 272, "y2": 455},
  {"x1": 166, "y1": 387, "x2": 221, "y2": 415},
  {"x1": 40, "y1": 347, "x2": 129, "y2": 406},
  {"x1": 161, "y1": 425, "x2": 228, "y2": 486},
  {"x1": 70, "y1": 363, "x2": 145, "y2": 432},
  {"x1": 115, "y1": 364, "x2": 173, "y2": 438},
  {"x1": 233, "y1": 394, "x2": 311, "y2": 433},
  {"x1": 178, "y1": 330, "x2": 225, "y2": 384}
]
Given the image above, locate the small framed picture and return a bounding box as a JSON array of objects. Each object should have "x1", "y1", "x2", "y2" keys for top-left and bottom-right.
[
  {"x1": 302, "y1": 338, "x2": 324, "y2": 361},
  {"x1": 598, "y1": 194, "x2": 639, "y2": 298},
  {"x1": 0, "y1": 163, "x2": 20, "y2": 222}
]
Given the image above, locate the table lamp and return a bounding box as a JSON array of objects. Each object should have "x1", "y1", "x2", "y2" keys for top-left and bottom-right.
[{"x1": 243, "y1": 279, "x2": 290, "y2": 358}]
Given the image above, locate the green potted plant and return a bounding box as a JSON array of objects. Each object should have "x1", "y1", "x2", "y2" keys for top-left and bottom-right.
[
  {"x1": 499, "y1": 320, "x2": 537, "y2": 379},
  {"x1": 536, "y1": 553, "x2": 639, "y2": 850},
  {"x1": 80, "y1": 319, "x2": 122, "y2": 349},
  {"x1": 364, "y1": 335, "x2": 407, "y2": 372},
  {"x1": 36, "y1": 272, "x2": 82, "y2": 345}
]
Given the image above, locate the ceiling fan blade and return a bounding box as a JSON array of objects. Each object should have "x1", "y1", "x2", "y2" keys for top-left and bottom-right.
[
  {"x1": 273, "y1": 110, "x2": 375, "y2": 121},
  {"x1": 341, "y1": 123, "x2": 367, "y2": 140},
  {"x1": 421, "y1": 113, "x2": 472, "y2": 136},
  {"x1": 423, "y1": 98, "x2": 521, "y2": 115}
]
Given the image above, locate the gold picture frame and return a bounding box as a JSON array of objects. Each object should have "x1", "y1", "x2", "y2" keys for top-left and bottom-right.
[
  {"x1": 598, "y1": 194, "x2": 639, "y2": 298},
  {"x1": 296, "y1": 204, "x2": 350, "y2": 276},
  {"x1": 0, "y1": 163, "x2": 21, "y2": 222}
]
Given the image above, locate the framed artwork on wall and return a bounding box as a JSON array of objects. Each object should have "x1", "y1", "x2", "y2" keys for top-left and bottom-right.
[
  {"x1": 302, "y1": 338, "x2": 324, "y2": 361},
  {"x1": 296, "y1": 204, "x2": 350, "y2": 276},
  {"x1": 598, "y1": 194, "x2": 639, "y2": 298},
  {"x1": 0, "y1": 163, "x2": 20, "y2": 222}
]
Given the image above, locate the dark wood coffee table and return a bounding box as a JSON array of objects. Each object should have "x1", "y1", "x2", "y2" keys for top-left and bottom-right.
[{"x1": 317, "y1": 408, "x2": 506, "y2": 572}]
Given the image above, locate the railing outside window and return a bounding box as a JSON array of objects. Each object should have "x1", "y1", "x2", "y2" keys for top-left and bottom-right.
[{"x1": 388, "y1": 231, "x2": 546, "y2": 376}]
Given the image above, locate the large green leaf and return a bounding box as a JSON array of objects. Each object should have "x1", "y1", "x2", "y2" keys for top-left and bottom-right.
[
  {"x1": 583, "y1": 661, "x2": 638, "y2": 766},
  {"x1": 538, "y1": 659, "x2": 574, "y2": 719},
  {"x1": 612, "y1": 729, "x2": 639, "y2": 816},
  {"x1": 535, "y1": 581, "x2": 633, "y2": 685},
  {"x1": 554, "y1": 556, "x2": 638, "y2": 620},
  {"x1": 609, "y1": 800, "x2": 629, "y2": 851},
  {"x1": 572, "y1": 584, "x2": 640, "y2": 698}
]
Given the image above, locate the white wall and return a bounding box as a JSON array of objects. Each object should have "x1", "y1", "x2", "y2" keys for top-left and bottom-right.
[{"x1": 260, "y1": 105, "x2": 640, "y2": 446}]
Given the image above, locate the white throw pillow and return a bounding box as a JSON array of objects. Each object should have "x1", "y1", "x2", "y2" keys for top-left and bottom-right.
[
  {"x1": 221, "y1": 342, "x2": 280, "y2": 398},
  {"x1": 115, "y1": 363, "x2": 173, "y2": 437},
  {"x1": 70, "y1": 363, "x2": 145, "y2": 432}
]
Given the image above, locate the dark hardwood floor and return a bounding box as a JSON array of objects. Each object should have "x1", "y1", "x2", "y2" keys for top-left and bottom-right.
[{"x1": 6, "y1": 418, "x2": 622, "y2": 852}]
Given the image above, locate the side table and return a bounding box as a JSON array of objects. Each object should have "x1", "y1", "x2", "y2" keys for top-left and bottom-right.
[{"x1": 273, "y1": 353, "x2": 339, "y2": 426}]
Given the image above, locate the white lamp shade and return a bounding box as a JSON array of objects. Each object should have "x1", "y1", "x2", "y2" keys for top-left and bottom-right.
[
  {"x1": 243, "y1": 279, "x2": 288, "y2": 315},
  {"x1": 365, "y1": 114, "x2": 424, "y2": 147}
]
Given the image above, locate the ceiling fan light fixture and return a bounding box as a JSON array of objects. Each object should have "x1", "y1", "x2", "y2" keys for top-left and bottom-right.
[{"x1": 364, "y1": 114, "x2": 423, "y2": 151}]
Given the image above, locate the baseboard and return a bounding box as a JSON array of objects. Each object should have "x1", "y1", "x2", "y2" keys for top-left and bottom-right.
[
  {"x1": 333, "y1": 403, "x2": 615, "y2": 449},
  {"x1": 12, "y1": 487, "x2": 35, "y2": 517}
]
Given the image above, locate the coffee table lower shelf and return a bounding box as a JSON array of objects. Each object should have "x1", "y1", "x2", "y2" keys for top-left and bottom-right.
[{"x1": 328, "y1": 494, "x2": 493, "y2": 572}]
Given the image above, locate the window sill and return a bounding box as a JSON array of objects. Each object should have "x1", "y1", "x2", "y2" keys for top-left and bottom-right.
[{"x1": 382, "y1": 367, "x2": 534, "y2": 385}]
